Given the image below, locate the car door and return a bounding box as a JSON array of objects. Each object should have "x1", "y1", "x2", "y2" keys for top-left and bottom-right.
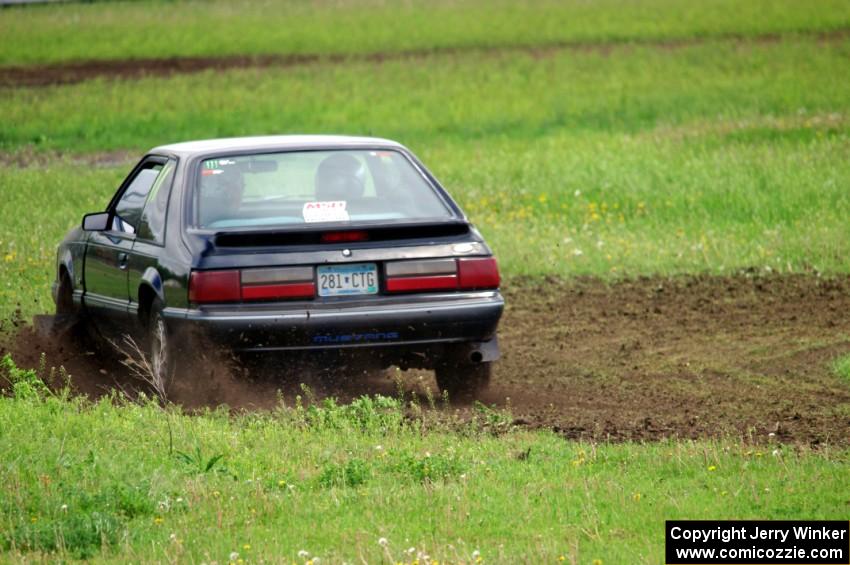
[
  {"x1": 126, "y1": 157, "x2": 178, "y2": 320},
  {"x1": 83, "y1": 157, "x2": 167, "y2": 322}
]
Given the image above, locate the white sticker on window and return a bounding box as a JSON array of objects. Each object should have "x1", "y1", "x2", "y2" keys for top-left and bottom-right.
[{"x1": 302, "y1": 201, "x2": 349, "y2": 223}]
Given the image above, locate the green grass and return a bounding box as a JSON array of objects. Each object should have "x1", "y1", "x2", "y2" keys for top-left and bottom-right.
[
  {"x1": 1, "y1": 357, "x2": 848, "y2": 563},
  {"x1": 0, "y1": 164, "x2": 124, "y2": 320},
  {"x1": 0, "y1": 0, "x2": 848, "y2": 66},
  {"x1": 832, "y1": 354, "x2": 850, "y2": 383},
  {"x1": 438, "y1": 132, "x2": 850, "y2": 277},
  {"x1": 4, "y1": 39, "x2": 850, "y2": 152}
]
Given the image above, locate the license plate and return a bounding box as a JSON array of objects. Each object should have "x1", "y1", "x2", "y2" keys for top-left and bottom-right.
[{"x1": 317, "y1": 263, "x2": 379, "y2": 297}]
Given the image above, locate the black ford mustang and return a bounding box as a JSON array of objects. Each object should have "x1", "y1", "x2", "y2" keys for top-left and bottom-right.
[{"x1": 53, "y1": 136, "x2": 503, "y2": 396}]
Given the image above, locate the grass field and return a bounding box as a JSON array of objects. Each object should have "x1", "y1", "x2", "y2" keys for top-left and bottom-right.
[
  {"x1": 2, "y1": 358, "x2": 849, "y2": 563},
  {"x1": 2, "y1": 0, "x2": 850, "y2": 562},
  {"x1": 0, "y1": 0, "x2": 848, "y2": 66},
  {"x1": 6, "y1": 39, "x2": 850, "y2": 151}
]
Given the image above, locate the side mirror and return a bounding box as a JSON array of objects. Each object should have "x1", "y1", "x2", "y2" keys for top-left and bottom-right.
[{"x1": 82, "y1": 212, "x2": 110, "y2": 231}]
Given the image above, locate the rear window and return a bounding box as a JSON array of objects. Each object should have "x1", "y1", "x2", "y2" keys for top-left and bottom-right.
[{"x1": 193, "y1": 149, "x2": 453, "y2": 229}]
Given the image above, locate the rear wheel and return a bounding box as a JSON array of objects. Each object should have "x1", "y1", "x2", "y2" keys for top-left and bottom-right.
[{"x1": 434, "y1": 361, "x2": 492, "y2": 400}]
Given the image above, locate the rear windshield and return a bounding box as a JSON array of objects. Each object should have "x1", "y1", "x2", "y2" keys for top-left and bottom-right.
[{"x1": 193, "y1": 149, "x2": 453, "y2": 229}]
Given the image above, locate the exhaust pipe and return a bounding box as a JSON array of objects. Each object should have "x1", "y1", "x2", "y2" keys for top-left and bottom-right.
[{"x1": 469, "y1": 350, "x2": 484, "y2": 364}]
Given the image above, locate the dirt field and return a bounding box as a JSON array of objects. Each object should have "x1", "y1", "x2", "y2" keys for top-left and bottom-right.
[
  {"x1": 4, "y1": 274, "x2": 850, "y2": 446},
  {"x1": 496, "y1": 275, "x2": 850, "y2": 445}
]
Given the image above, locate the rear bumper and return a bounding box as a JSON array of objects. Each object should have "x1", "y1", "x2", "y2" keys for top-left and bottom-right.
[{"x1": 164, "y1": 291, "x2": 503, "y2": 358}]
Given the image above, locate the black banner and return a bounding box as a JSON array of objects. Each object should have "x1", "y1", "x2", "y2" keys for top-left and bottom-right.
[{"x1": 666, "y1": 521, "x2": 849, "y2": 564}]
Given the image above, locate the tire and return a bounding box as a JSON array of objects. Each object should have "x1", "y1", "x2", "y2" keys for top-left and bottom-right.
[
  {"x1": 55, "y1": 271, "x2": 75, "y2": 315},
  {"x1": 434, "y1": 361, "x2": 492, "y2": 400},
  {"x1": 146, "y1": 301, "x2": 174, "y2": 390},
  {"x1": 53, "y1": 270, "x2": 84, "y2": 335}
]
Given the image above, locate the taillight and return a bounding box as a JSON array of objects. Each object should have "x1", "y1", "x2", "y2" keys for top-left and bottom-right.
[
  {"x1": 189, "y1": 267, "x2": 315, "y2": 304},
  {"x1": 189, "y1": 270, "x2": 241, "y2": 303},
  {"x1": 385, "y1": 257, "x2": 499, "y2": 293},
  {"x1": 321, "y1": 230, "x2": 368, "y2": 243},
  {"x1": 457, "y1": 257, "x2": 500, "y2": 290}
]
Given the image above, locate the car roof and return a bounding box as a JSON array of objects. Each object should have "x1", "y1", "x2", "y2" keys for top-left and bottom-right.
[{"x1": 150, "y1": 135, "x2": 405, "y2": 157}]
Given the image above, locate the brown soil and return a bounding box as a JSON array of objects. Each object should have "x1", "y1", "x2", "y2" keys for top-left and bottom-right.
[
  {"x1": 3, "y1": 274, "x2": 850, "y2": 446},
  {"x1": 2, "y1": 28, "x2": 848, "y2": 88},
  {"x1": 493, "y1": 275, "x2": 850, "y2": 445}
]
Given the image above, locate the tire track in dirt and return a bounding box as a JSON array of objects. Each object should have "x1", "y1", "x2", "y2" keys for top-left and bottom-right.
[
  {"x1": 4, "y1": 274, "x2": 850, "y2": 445},
  {"x1": 2, "y1": 28, "x2": 848, "y2": 88},
  {"x1": 489, "y1": 274, "x2": 850, "y2": 445}
]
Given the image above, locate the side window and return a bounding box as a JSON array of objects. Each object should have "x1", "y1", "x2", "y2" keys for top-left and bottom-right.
[
  {"x1": 137, "y1": 158, "x2": 177, "y2": 244},
  {"x1": 112, "y1": 162, "x2": 163, "y2": 234}
]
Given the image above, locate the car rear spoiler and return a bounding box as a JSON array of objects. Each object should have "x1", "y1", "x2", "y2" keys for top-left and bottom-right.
[{"x1": 209, "y1": 220, "x2": 472, "y2": 248}]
